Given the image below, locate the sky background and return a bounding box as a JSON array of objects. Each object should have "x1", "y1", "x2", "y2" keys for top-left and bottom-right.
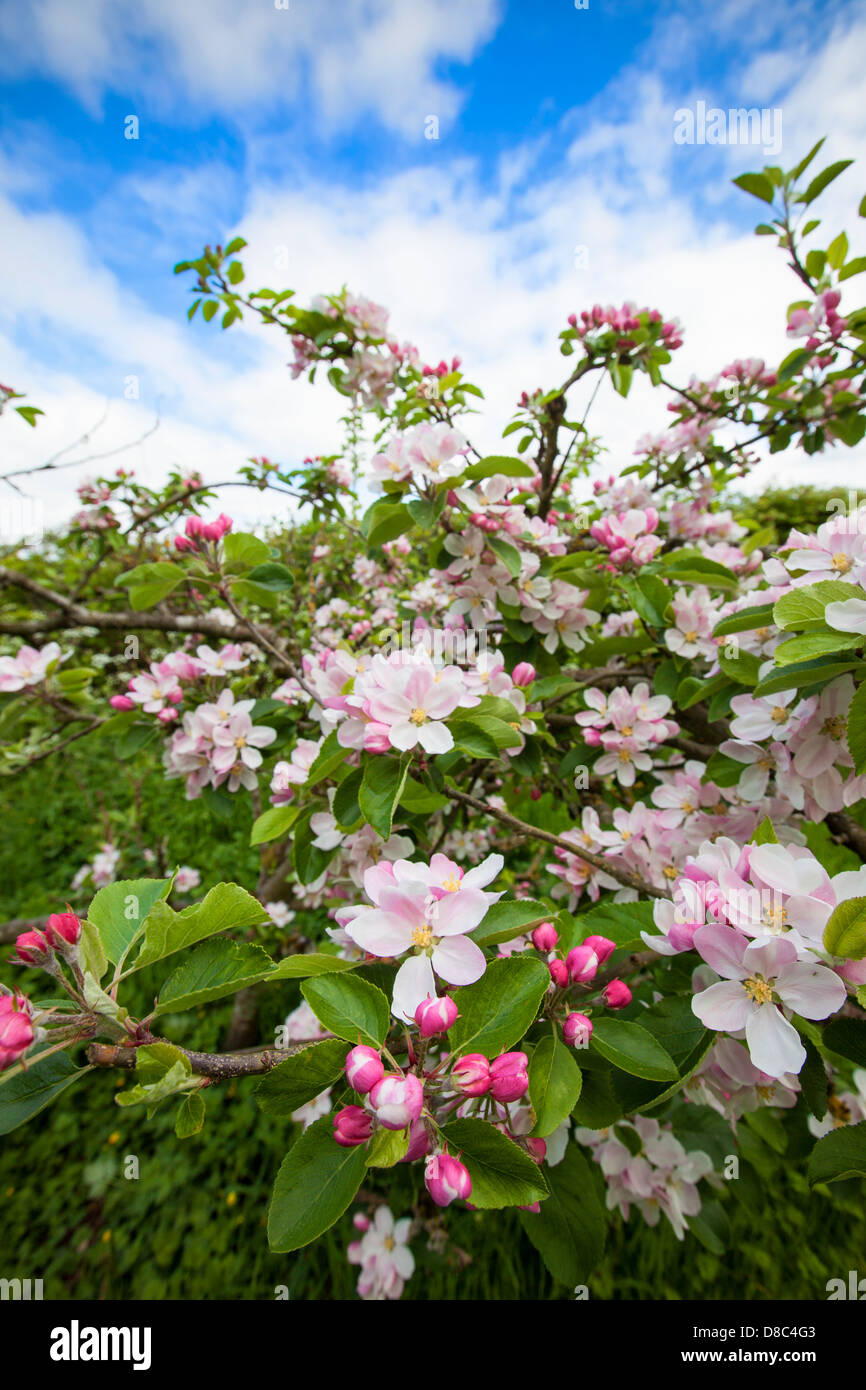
[{"x1": 1, "y1": 0, "x2": 866, "y2": 536}]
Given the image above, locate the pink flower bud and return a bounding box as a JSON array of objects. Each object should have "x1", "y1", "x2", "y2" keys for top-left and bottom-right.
[
  {"x1": 352, "y1": 1212, "x2": 371, "y2": 1232},
  {"x1": 402, "y1": 1117, "x2": 432, "y2": 1163},
  {"x1": 424, "y1": 1153, "x2": 472, "y2": 1207},
  {"x1": 13, "y1": 930, "x2": 51, "y2": 966},
  {"x1": 581, "y1": 934, "x2": 616, "y2": 966},
  {"x1": 414, "y1": 995, "x2": 458, "y2": 1037},
  {"x1": 185, "y1": 515, "x2": 206, "y2": 538},
  {"x1": 333, "y1": 1105, "x2": 374, "y2": 1147},
  {"x1": 489, "y1": 1051, "x2": 529, "y2": 1103},
  {"x1": 0, "y1": 994, "x2": 35, "y2": 1070},
  {"x1": 45, "y1": 912, "x2": 81, "y2": 948},
  {"x1": 512, "y1": 662, "x2": 536, "y2": 687},
  {"x1": 157, "y1": 707, "x2": 179, "y2": 724},
  {"x1": 563, "y1": 1012, "x2": 593, "y2": 1048},
  {"x1": 566, "y1": 944, "x2": 599, "y2": 984},
  {"x1": 531, "y1": 922, "x2": 558, "y2": 952},
  {"x1": 525, "y1": 1137, "x2": 547, "y2": 1163},
  {"x1": 109, "y1": 695, "x2": 136, "y2": 711},
  {"x1": 369, "y1": 1072, "x2": 424, "y2": 1130},
  {"x1": 603, "y1": 980, "x2": 632, "y2": 1009},
  {"x1": 451, "y1": 1053, "x2": 490, "y2": 1096},
  {"x1": 345, "y1": 1044, "x2": 384, "y2": 1095},
  {"x1": 548, "y1": 959, "x2": 569, "y2": 988}
]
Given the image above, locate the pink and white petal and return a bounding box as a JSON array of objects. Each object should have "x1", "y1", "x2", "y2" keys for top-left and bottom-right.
[
  {"x1": 417, "y1": 721, "x2": 454, "y2": 755},
  {"x1": 692, "y1": 924, "x2": 748, "y2": 980},
  {"x1": 745, "y1": 1004, "x2": 806, "y2": 1078},
  {"x1": 433, "y1": 888, "x2": 490, "y2": 936},
  {"x1": 691, "y1": 979, "x2": 752, "y2": 1031},
  {"x1": 431, "y1": 933, "x2": 487, "y2": 986},
  {"x1": 391, "y1": 954, "x2": 437, "y2": 1022},
  {"x1": 345, "y1": 909, "x2": 412, "y2": 957},
  {"x1": 742, "y1": 934, "x2": 798, "y2": 979},
  {"x1": 775, "y1": 961, "x2": 847, "y2": 1020},
  {"x1": 461, "y1": 853, "x2": 504, "y2": 890}
]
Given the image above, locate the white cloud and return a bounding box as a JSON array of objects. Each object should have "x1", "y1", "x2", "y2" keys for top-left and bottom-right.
[
  {"x1": 2, "y1": 5, "x2": 866, "y2": 543},
  {"x1": 0, "y1": 0, "x2": 502, "y2": 137}
]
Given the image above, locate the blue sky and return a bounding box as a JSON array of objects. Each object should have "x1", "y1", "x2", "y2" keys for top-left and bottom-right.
[{"x1": 1, "y1": 0, "x2": 865, "y2": 532}]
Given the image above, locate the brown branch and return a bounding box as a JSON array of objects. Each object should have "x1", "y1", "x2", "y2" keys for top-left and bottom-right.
[
  {"x1": 0, "y1": 565, "x2": 254, "y2": 643},
  {"x1": 86, "y1": 1040, "x2": 291, "y2": 1078},
  {"x1": 447, "y1": 787, "x2": 667, "y2": 898},
  {"x1": 826, "y1": 811, "x2": 866, "y2": 864}
]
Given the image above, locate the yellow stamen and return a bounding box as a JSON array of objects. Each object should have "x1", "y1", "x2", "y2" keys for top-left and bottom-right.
[{"x1": 743, "y1": 975, "x2": 773, "y2": 1005}]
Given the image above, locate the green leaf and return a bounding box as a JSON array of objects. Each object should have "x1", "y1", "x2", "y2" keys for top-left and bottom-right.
[
  {"x1": 462, "y1": 455, "x2": 535, "y2": 480},
  {"x1": 442, "y1": 1117, "x2": 549, "y2": 1209},
  {"x1": 569, "y1": 899, "x2": 656, "y2": 953},
  {"x1": 529, "y1": 1035, "x2": 583, "y2": 1137},
  {"x1": 790, "y1": 137, "x2": 826, "y2": 182},
  {"x1": 733, "y1": 172, "x2": 775, "y2": 204},
  {"x1": 366, "y1": 1126, "x2": 410, "y2": 1168},
  {"x1": 486, "y1": 535, "x2": 522, "y2": 578},
  {"x1": 775, "y1": 631, "x2": 860, "y2": 665},
  {"x1": 246, "y1": 562, "x2": 295, "y2": 591},
  {"x1": 751, "y1": 816, "x2": 778, "y2": 845},
  {"x1": 154, "y1": 938, "x2": 276, "y2": 1015},
  {"x1": 0, "y1": 1053, "x2": 88, "y2": 1134},
  {"x1": 799, "y1": 1038, "x2": 828, "y2": 1121},
  {"x1": 774, "y1": 583, "x2": 857, "y2": 630},
  {"x1": 808, "y1": 1120, "x2": 866, "y2": 1184},
  {"x1": 175, "y1": 1092, "x2": 206, "y2": 1138},
  {"x1": 256, "y1": 1040, "x2": 351, "y2": 1116},
  {"x1": 471, "y1": 898, "x2": 552, "y2": 948},
  {"x1": 301, "y1": 974, "x2": 390, "y2": 1047},
  {"x1": 270, "y1": 954, "x2": 358, "y2": 979},
  {"x1": 822, "y1": 1018, "x2": 866, "y2": 1068},
  {"x1": 87, "y1": 877, "x2": 173, "y2": 966},
  {"x1": 250, "y1": 803, "x2": 300, "y2": 846},
  {"x1": 134, "y1": 882, "x2": 269, "y2": 971},
  {"x1": 718, "y1": 645, "x2": 761, "y2": 686},
  {"x1": 306, "y1": 730, "x2": 351, "y2": 787},
  {"x1": 518, "y1": 1144, "x2": 605, "y2": 1285},
  {"x1": 222, "y1": 531, "x2": 271, "y2": 568},
  {"x1": 753, "y1": 657, "x2": 863, "y2": 697},
  {"x1": 797, "y1": 160, "x2": 853, "y2": 207},
  {"x1": 268, "y1": 1115, "x2": 368, "y2": 1251},
  {"x1": 358, "y1": 755, "x2": 410, "y2": 838},
  {"x1": 590, "y1": 1018, "x2": 679, "y2": 1082},
  {"x1": 823, "y1": 896, "x2": 866, "y2": 960},
  {"x1": 116, "y1": 562, "x2": 185, "y2": 610},
  {"x1": 397, "y1": 776, "x2": 448, "y2": 815},
  {"x1": 449, "y1": 956, "x2": 549, "y2": 1058},
  {"x1": 230, "y1": 578, "x2": 279, "y2": 610},
  {"x1": 362, "y1": 500, "x2": 414, "y2": 549}
]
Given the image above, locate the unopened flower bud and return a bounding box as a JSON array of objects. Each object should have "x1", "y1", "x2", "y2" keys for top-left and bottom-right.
[
  {"x1": 13, "y1": 930, "x2": 51, "y2": 967},
  {"x1": 512, "y1": 662, "x2": 536, "y2": 687},
  {"x1": 451, "y1": 1053, "x2": 490, "y2": 1097},
  {"x1": 548, "y1": 959, "x2": 569, "y2": 988},
  {"x1": 582, "y1": 934, "x2": 616, "y2": 966},
  {"x1": 566, "y1": 944, "x2": 599, "y2": 984},
  {"x1": 531, "y1": 922, "x2": 558, "y2": 952},
  {"x1": 369, "y1": 1073, "x2": 424, "y2": 1130},
  {"x1": 489, "y1": 1051, "x2": 529, "y2": 1103},
  {"x1": 333, "y1": 1105, "x2": 374, "y2": 1147},
  {"x1": 603, "y1": 980, "x2": 632, "y2": 1009},
  {"x1": 414, "y1": 995, "x2": 458, "y2": 1037},
  {"x1": 525, "y1": 1136, "x2": 547, "y2": 1163},
  {"x1": 109, "y1": 695, "x2": 136, "y2": 711},
  {"x1": 424, "y1": 1153, "x2": 472, "y2": 1207},
  {"x1": 0, "y1": 994, "x2": 35, "y2": 1070},
  {"x1": 563, "y1": 1012, "x2": 593, "y2": 1048},
  {"x1": 345, "y1": 1045, "x2": 385, "y2": 1095},
  {"x1": 402, "y1": 1117, "x2": 431, "y2": 1163},
  {"x1": 45, "y1": 912, "x2": 81, "y2": 951}
]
